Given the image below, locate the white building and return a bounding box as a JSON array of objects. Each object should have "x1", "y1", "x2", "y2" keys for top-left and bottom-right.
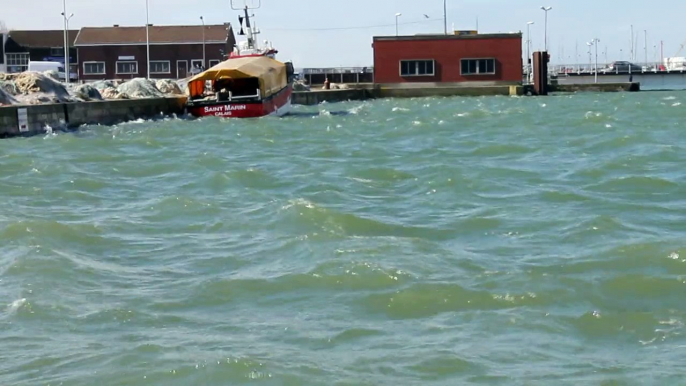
[{"x1": 665, "y1": 57, "x2": 686, "y2": 71}]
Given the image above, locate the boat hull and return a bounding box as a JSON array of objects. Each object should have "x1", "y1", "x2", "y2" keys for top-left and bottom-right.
[{"x1": 188, "y1": 85, "x2": 292, "y2": 118}]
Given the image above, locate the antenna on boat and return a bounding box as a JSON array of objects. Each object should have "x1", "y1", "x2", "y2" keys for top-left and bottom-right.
[
  {"x1": 230, "y1": 0, "x2": 260, "y2": 10},
  {"x1": 232, "y1": 0, "x2": 261, "y2": 51}
]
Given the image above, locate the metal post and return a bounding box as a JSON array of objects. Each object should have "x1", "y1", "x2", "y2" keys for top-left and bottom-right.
[
  {"x1": 661, "y1": 40, "x2": 664, "y2": 69},
  {"x1": 544, "y1": 12, "x2": 548, "y2": 51},
  {"x1": 605, "y1": 46, "x2": 608, "y2": 65},
  {"x1": 593, "y1": 39, "x2": 599, "y2": 83},
  {"x1": 146, "y1": 0, "x2": 150, "y2": 79},
  {"x1": 395, "y1": 13, "x2": 402, "y2": 36},
  {"x1": 630, "y1": 25, "x2": 634, "y2": 62},
  {"x1": 200, "y1": 16, "x2": 206, "y2": 69},
  {"x1": 540, "y1": 6, "x2": 552, "y2": 52},
  {"x1": 443, "y1": 0, "x2": 447, "y2": 35},
  {"x1": 644, "y1": 30, "x2": 647, "y2": 67},
  {"x1": 527, "y1": 22, "x2": 534, "y2": 84},
  {"x1": 62, "y1": 0, "x2": 69, "y2": 86}
]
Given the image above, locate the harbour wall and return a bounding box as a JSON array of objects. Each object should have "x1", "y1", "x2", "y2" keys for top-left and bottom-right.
[
  {"x1": 292, "y1": 84, "x2": 524, "y2": 105},
  {"x1": 0, "y1": 97, "x2": 187, "y2": 138},
  {"x1": 550, "y1": 82, "x2": 640, "y2": 93},
  {"x1": 291, "y1": 82, "x2": 642, "y2": 105}
]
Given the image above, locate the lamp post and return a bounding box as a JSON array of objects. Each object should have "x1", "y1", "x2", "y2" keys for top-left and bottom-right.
[
  {"x1": 526, "y1": 22, "x2": 534, "y2": 84},
  {"x1": 395, "y1": 13, "x2": 402, "y2": 36},
  {"x1": 540, "y1": 6, "x2": 552, "y2": 52},
  {"x1": 589, "y1": 39, "x2": 600, "y2": 83},
  {"x1": 145, "y1": 0, "x2": 150, "y2": 79},
  {"x1": 200, "y1": 16, "x2": 206, "y2": 69},
  {"x1": 443, "y1": 0, "x2": 448, "y2": 35},
  {"x1": 61, "y1": 0, "x2": 73, "y2": 86}
]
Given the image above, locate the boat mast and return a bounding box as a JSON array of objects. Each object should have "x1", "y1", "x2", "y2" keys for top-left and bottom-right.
[
  {"x1": 243, "y1": 7, "x2": 255, "y2": 49},
  {"x1": 630, "y1": 25, "x2": 634, "y2": 62},
  {"x1": 232, "y1": 0, "x2": 262, "y2": 53}
]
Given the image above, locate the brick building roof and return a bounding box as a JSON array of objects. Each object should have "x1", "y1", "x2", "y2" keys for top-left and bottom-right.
[
  {"x1": 8, "y1": 30, "x2": 79, "y2": 48},
  {"x1": 74, "y1": 24, "x2": 234, "y2": 46}
]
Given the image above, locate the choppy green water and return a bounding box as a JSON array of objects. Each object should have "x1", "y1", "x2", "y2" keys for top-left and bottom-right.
[{"x1": 1, "y1": 92, "x2": 685, "y2": 385}]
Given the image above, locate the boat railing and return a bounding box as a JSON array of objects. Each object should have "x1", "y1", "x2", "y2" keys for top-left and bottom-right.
[{"x1": 216, "y1": 89, "x2": 261, "y2": 102}]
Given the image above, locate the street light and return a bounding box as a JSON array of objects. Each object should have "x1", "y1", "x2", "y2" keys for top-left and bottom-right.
[
  {"x1": 61, "y1": 0, "x2": 73, "y2": 86},
  {"x1": 145, "y1": 0, "x2": 150, "y2": 79},
  {"x1": 540, "y1": 6, "x2": 552, "y2": 52},
  {"x1": 395, "y1": 13, "x2": 402, "y2": 36},
  {"x1": 526, "y1": 22, "x2": 534, "y2": 83},
  {"x1": 443, "y1": 0, "x2": 448, "y2": 35},
  {"x1": 200, "y1": 16, "x2": 206, "y2": 70},
  {"x1": 589, "y1": 39, "x2": 600, "y2": 83}
]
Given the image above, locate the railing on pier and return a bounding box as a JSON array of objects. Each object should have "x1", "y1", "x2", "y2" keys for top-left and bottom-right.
[
  {"x1": 300, "y1": 67, "x2": 374, "y2": 85},
  {"x1": 547, "y1": 62, "x2": 686, "y2": 76}
]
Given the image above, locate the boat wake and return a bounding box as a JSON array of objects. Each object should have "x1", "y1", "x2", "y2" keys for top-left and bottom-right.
[{"x1": 284, "y1": 111, "x2": 351, "y2": 118}]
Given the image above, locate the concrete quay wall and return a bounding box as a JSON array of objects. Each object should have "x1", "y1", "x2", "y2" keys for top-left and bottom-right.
[
  {"x1": 292, "y1": 84, "x2": 523, "y2": 105},
  {"x1": 0, "y1": 97, "x2": 187, "y2": 138},
  {"x1": 550, "y1": 82, "x2": 640, "y2": 93}
]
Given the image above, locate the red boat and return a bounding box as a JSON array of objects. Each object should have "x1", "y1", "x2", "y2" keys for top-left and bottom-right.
[
  {"x1": 186, "y1": 3, "x2": 294, "y2": 118},
  {"x1": 186, "y1": 56, "x2": 294, "y2": 118}
]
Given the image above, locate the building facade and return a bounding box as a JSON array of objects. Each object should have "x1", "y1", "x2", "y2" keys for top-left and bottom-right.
[
  {"x1": 0, "y1": 32, "x2": 5, "y2": 73},
  {"x1": 373, "y1": 33, "x2": 522, "y2": 85},
  {"x1": 2, "y1": 30, "x2": 78, "y2": 74},
  {"x1": 74, "y1": 24, "x2": 235, "y2": 81}
]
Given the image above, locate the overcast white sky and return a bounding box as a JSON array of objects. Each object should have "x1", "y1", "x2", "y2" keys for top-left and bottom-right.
[{"x1": 3, "y1": 0, "x2": 686, "y2": 67}]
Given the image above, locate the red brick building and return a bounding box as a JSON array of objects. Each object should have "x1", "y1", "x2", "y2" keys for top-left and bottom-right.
[
  {"x1": 74, "y1": 24, "x2": 235, "y2": 81},
  {"x1": 373, "y1": 33, "x2": 522, "y2": 85}
]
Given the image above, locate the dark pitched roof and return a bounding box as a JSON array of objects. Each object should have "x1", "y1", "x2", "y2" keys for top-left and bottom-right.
[
  {"x1": 74, "y1": 24, "x2": 233, "y2": 46},
  {"x1": 8, "y1": 30, "x2": 79, "y2": 48},
  {"x1": 374, "y1": 33, "x2": 522, "y2": 42}
]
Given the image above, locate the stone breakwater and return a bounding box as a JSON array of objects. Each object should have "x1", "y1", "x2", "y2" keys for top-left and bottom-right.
[{"x1": 0, "y1": 71, "x2": 185, "y2": 107}]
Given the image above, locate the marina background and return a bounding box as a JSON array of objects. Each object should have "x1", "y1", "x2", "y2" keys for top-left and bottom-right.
[{"x1": 2, "y1": 0, "x2": 686, "y2": 69}]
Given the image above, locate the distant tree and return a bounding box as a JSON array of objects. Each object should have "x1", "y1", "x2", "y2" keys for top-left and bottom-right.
[{"x1": 0, "y1": 20, "x2": 7, "y2": 33}]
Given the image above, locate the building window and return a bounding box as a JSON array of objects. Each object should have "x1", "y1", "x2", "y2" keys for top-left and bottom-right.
[
  {"x1": 83, "y1": 62, "x2": 106, "y2": 75},
  {"x1": 209, "y1": 59, "x2": 220, "y2": 67},
  {"x1": 116, "y1": 61, "x2": 138, "y2": 75},
  {"x1": 6, "y1": 53, "x2": 30, "y2": 72},
  {"x1": 461, "y1": 58, "x2": 496, "y2": 75},
  {"x1": 50, "y1": 47, "x2": 64, "y2": 56},
  {"x1": 400, "y1": 60, "x2": 435, "y2": 77},
  {"x1": 191, "y1": 59, "x2": 204, "y2": 69},
  {"x1": 7, "y1": 53, "x2": 29, "y2": 66},
  {"x1": 150, "y1": 60, "x2": 171, "y2": 74}
]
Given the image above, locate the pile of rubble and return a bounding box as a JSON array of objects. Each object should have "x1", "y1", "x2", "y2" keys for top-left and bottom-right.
[
  {"x1": 0, "y1": 72, "x2": 77, "y2": 105},
  {"x1": 0, "y1": 72, "x2": 185, "y2": 106},
  {"x1": 92, "y1": 78, "x2": 183, "y2": 100}
]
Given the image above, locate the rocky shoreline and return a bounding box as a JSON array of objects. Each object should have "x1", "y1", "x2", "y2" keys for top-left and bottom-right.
[{"x1": 0, "y1": 71, "x2": 185, "y2": 107}]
